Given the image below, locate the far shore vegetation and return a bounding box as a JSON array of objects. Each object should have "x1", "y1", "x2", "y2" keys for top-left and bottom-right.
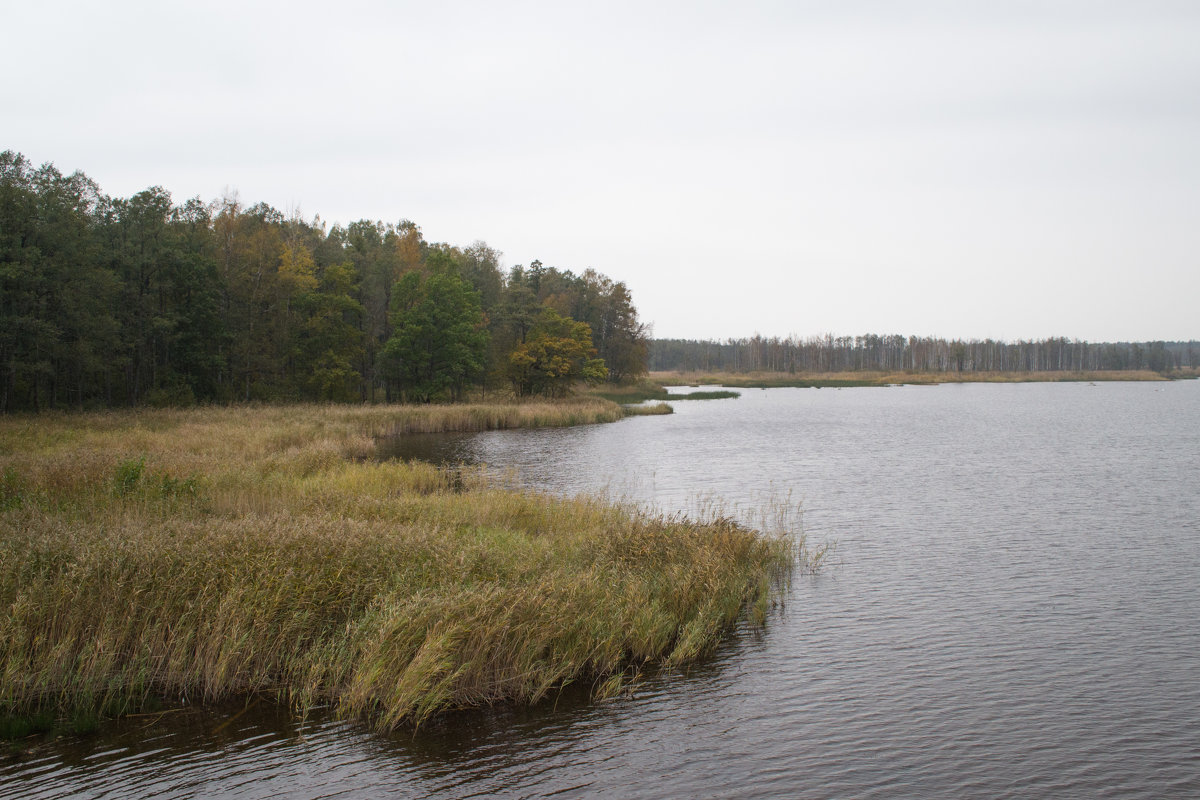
[
  {"x1": 650, "y1": 336, "x2": 1199, "y2": 378},
  {"x1": 0, "y1": 400, "x2": 813, "y2": 739},
  {"x1": 647, "y1": 368, "x2": 1198, "y2": 389}
]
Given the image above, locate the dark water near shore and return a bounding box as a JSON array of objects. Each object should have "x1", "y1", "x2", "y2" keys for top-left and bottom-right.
[{"x1": 6, "y1": 381, "x2": 1200, "y2": 798}]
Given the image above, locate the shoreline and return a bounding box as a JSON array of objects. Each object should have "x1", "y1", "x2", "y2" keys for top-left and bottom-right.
[
  {"x1": 0, "y1": 400, "x2": 791, "y2": 737},
  {"x1": 648, "y1": 368, "x2": 1197, "y2": 389}
]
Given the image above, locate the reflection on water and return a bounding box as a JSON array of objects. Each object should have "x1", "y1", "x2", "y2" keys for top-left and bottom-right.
[
  {"x1": 6, "y1": 381, "x2": 1200, "y2": 799},
  {"x1": 376, "y1": 431, "x2": 481, "y2": 467}
]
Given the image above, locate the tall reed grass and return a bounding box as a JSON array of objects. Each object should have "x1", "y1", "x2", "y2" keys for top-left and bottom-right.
[{"x1": 0, "y1": 401, "x2": 797, "y2": 732}]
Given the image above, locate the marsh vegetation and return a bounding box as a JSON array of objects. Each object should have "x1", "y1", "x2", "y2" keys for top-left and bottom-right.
[
  {"x1": 588, "y1": 379, "x2": 740, "y2": 404},
  {"x1": 649, "y1": 368, "x2": 1187, "y2": 389},
  {"x1": 0, "y1": 401, "x2": 798, "y2": 735}
]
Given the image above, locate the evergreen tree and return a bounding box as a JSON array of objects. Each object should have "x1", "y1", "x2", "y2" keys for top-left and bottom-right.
[{"x1": 378, "y1": 255, "x2": 488, "y2": 402}]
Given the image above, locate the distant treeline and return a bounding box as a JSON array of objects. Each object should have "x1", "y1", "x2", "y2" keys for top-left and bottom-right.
[
  {"x1": 651, "y1": 335, "x2": 1199, "y2": 374},
  {"x1": 0, "y1": 151, "x2": 649, "y2": 412}
]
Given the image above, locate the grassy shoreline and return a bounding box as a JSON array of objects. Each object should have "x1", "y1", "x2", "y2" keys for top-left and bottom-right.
[
  {"x1": 588, "y1": 379, "x2": 741, "y2": 404},
  {"x1": 0, "y1": 399, "x2": 796, "y2": 736},
  {"x1": 649, "y1": 368, "x2": 1194, "y2": 389}
]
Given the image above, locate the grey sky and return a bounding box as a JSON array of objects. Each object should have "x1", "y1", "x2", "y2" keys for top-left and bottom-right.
[{"x1": 5, "y1": 1, "x2": 1199, "y2": 341}]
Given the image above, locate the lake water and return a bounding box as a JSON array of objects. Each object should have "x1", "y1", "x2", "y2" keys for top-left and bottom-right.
[{"x1": 5, "y1": 381, "x2": 1199, "y2": 798}]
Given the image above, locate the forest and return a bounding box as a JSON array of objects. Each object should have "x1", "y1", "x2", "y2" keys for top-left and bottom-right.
[
  {"x1": 0, "y1": 151, "x2": 649, "y2": 412},
  {"x1": 7, "y1": 150, "x2": 1195, "y2": 415},
  {"x1": 651, "y1": 335, "x2": 1199, "y2": 375}
]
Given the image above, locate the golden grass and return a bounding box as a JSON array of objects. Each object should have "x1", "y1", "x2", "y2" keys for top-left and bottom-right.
[
  {"x1": 0, "y1": 401, "x2": 797, "y2": 732},
  {"x1": 621, "y1": 402, "x2": 674, "y2": 416}
]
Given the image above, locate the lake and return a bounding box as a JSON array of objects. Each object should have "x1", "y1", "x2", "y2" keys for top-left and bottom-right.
[{"x1": 5, "y1": 381, "x2": 1199, "y2": 798}]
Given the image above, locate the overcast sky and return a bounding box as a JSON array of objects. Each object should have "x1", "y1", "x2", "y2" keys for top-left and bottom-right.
[{"x1": 5, "y1": 1, "x2": 1199, "y2": 342}]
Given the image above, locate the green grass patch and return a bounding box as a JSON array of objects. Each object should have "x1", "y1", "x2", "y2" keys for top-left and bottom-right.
[
  {"x1": 0, "y1": 709, "x2": 56, "y2": 741},
  {"x1": 665, "y1": 390, "x2": 741, "y2": 400},
  {"x1": 0, "y1": 467, "x2": 23, "y2": 511},
  {"x1": 587, "y1": 379, "x2": 670, "y2": 404},
  {"x1": 589, "y1": 381, "x2": 741, "y2": 403}
]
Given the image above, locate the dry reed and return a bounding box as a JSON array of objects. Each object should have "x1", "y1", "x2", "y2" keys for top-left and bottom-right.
[{"x1": 0, "y1": 400, "x2": 796, "y2": 732}]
